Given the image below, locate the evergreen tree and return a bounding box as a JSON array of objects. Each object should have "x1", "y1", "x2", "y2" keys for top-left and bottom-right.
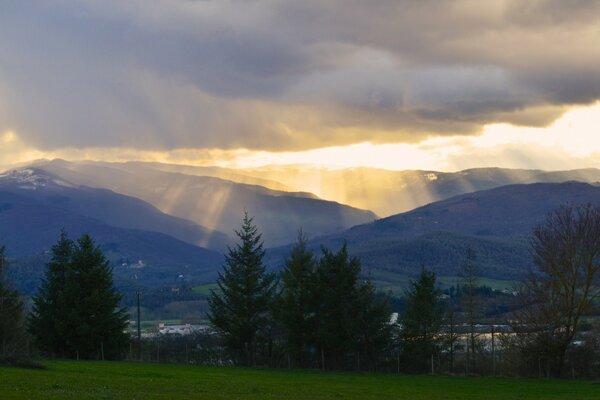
[
  {"x1": 399, "y1": 268, "x2": 443, "y2": 373},
  {"x1": 29, "y1": 230, "x2": 73, "y2": 357},
  {"x1": 275, "y1": 231, "x2": 316, "y2": 367},
  {"x1": 0, "y1": 245, "x2": 25, "y2": 358},
  {"x1": 354, "y1": 282, "x2": 393, "y2": 370},
  {"x1": 29, "y1": 232, "x2": 128, "y2": 359},
  {"x1": 313, "y1": 243, "x2": 362, "y2": 369},
  {"x1": 67, "y1": 234, "x2": 128, "y2": 359},
  {"x1": 312, "y1": 243, "x2": 393, "y2": 370},
  {"x1": 208, "y1": 212, "x2": 277, "y2": 366}
]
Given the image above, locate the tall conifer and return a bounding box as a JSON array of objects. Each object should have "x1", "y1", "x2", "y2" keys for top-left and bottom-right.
[
  {"x1": 208, "y1": 212, "x2": 276, "y2": 365},
  {"x1": 0, "y1": 245, "x2": 25, "y2": 358},
  {"x1": 276, "y1": 231, "x2": 316, "y2": 366},
  {"x1": 29, "y1": 230, "x2": 73, "y2": 356},
  {"x1": 29, "y1": 232, "x2": 128, "y2": 359},
  {"x1": 399, "y1": 268, "x2": 443, "y2": 373}
]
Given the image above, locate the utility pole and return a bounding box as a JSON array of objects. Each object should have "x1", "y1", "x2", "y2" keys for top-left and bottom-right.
[
  {"x1": 137, "y1": 291, "x2": 141, "y2": 361},
  {"x1": 431, "y1": 353, "x2": 434, "y2": 375}
]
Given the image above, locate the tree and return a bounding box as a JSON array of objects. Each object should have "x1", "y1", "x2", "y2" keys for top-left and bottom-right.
[
  {"x1": 442, "y1": 304, "x2": 460, "y2": 374},
  {"x1": 208, "y1": 212, "x2": 277, "y2": 366},
  {"x1": 309, "y1": 243, "x2": 392, "y2": 371},
  {"x1": 29, "y1": 232, "x2": 128, "y2": 359},
  {"x1": 353, "y1": 281, "x2": 393, "y2": 371},
  {"x1": 29, "y1": 230, "x2": 73, "y2": 357},
  {"x1": 312, "y1": 243, "x2": 361, "y2": 369},
  {"x1": 0, "y1": 245, "x2": 25, "y2": 358},
  {"x1": 275, "y1": 231, "x2": 317, "y2": 367},
  {"x1": 399, "y1": 268, "x2": 443, "y2": 373},
  {"x1": 515, "y1": 204, "x2": 600, "y2": 377}
]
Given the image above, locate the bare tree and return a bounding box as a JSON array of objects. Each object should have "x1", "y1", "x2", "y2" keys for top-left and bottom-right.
[
  {"x1": 515, "y1": 204, "x2": 600, "y2": 378},
  {"x1": 442, "y1": 305, "x2": 460, "y2": 374}
]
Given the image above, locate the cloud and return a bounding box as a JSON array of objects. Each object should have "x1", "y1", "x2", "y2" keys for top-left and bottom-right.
[
  {"x1": 1, "y1": 0, "x2": 600, "y2": 152},
  {"x1": 3, "y1": 102, "x2": 600, "y2": 174}
]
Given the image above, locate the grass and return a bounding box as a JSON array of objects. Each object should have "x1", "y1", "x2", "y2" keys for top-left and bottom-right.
[
  {"x1": 192, "y1": 283, "x2": 219, "y2": 295},
  {"x1": 1, "y1": 361, "x2": 599, "y2": 399},
  {"x1": 436, "y1": 276, "x2": 516, "y2": 291},
  {"x1": 195, "y1": 276, "x2": 515, "y2": 299},
  {"x1": 378, "y1": 275, "x2": 516, "y2": 296}
]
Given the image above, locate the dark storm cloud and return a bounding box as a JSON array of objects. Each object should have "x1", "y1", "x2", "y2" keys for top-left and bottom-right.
[{"x1": 0, "y1": 0, "x2": 599, "y2": 151}]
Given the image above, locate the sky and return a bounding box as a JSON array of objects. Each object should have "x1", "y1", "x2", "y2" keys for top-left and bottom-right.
[{"x1": 1, "y1": 0, "x2": 600, "y2": 172}]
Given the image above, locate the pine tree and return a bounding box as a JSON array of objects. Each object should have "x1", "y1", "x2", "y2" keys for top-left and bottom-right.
[
  {"x1": 354, "y1": 281, "x2": 393, "y2": 371},
  {"x1": 208, "y1": 212, "x2": 277, "y2": 366},
  {"x1": 29, "y1": 232, "x2": 128, "y2": 359},
  {"x1": 313, "y1": 243, "x2": 361, "y2": 369},
  {"x1": 312, "y1": 243, "x2": 392, "y2": 370},
  {"x1": 29, "y1": 230, "x2": 73, "y2": 357},
  {"x1": 67, "y1": 234, "x2": 128, "y2": 359},
  {"x1": 0, "y1": 245, "x2": 25, "y2": 358},
  {"x1": 275, "y1": 231, "x2": 316, "y2": 367},
  {"x1": 399, "y1": 268, "x2": 443, "y2": 373}
]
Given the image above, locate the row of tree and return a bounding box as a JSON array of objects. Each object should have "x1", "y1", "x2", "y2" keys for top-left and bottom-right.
[
  {"x1": 2, "y1": 204, "x2": 600, "y2": 378},
  {"x1": 30, "y1": 232, "x2": 128, "y2": 359},
  {"x1": 0, "y1": 231, "x2": 128, "y2": 361},
  {"x1": 208, "y1": 206, "x2": 600, "y2": 377},
  {"x1": 208, "y1": 213, "x2": 393, "y2": 369}
]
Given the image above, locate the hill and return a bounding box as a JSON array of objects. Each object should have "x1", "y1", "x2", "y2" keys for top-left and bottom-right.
[
  {"x1": 0, "y1": 170, "x2": 225, "y2": 293},
  {"x1": 0, "y1": 168, "x2": 229, "y2": 250},
  {"x1": 268, "y1": 182, "x2": 600, "y2": 283},
  {"x1": 27, "y1": 159, "x2": 376, "y2": 247}
]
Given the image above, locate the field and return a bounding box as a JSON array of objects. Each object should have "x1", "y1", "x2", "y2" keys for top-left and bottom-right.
[
  {"x1": 377, "y1": 274, "x2": 516, "y2": 297},
  {"x1": 1, "y1": 361, "x2": 599, "y2": 399}
]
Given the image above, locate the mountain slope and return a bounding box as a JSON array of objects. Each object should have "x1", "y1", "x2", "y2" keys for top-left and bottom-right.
[
  {"x1": 269, "y1": 182, "x2": 600, "y2": 282},
  {"x1": 0, "y1": 168, "x2": 230, "y2": 251},
  {"x1": 28, "y1": 160, "x2": 377, "y2": 247},
  {"x1": 0, "y1": 200, "x2": 224, "y2": 294},
  {"x1": 230, "y1": 166, "x2": 600, "y2": 216}
]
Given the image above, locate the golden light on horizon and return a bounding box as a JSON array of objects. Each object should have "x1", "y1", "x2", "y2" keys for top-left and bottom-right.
[
  {"x1": 2, "y1": 102, "x2": 600, "y2": 174},
  {"x1": 222, "y1": 102, "x2": 600, "y2": 172}
]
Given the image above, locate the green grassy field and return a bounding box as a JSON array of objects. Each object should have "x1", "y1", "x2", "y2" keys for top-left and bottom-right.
[
  {"x1": 1, "y1": 361, "x2": 599, "y2": 399},
  {"x1": 192, "y1": 283, "x2": 219, "y2": 295},
  {"x1": 378, "y1": 274, "x2": 516, "y2": 296}
]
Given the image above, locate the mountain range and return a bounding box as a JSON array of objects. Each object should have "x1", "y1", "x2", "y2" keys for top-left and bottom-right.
[
  {"x1": 4, "y1": 159, "x2": 600, "y2": 294},
  {"x1": 0, "y1": 169, "x2": 226, "y2": 293},
  {"x1": 29, "y1": 159, "x2": 377, "y2": 247},
  {"x1": 284, "y1": 181, "x2": 600, "y2": 285},
  {"x1": 221, "y1": 166, "x2": 600, "y2": 216}
]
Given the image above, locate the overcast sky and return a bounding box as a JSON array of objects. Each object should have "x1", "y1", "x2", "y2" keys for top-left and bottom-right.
[{"x1": 1, "y1": 1, "x2": 600, "y2": 170}]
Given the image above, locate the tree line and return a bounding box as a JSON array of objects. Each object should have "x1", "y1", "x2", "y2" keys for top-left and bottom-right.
[
  {"x1": 208, "y1": 213, "x2": 392, "y2": 370},
  {"x1": 207, "y1": 208, "x2": 600, "y2": 377},
  {"x1": 1, "y1": 231, "x2": 127, "y2": 362},
  {"x1": 1, "y1": 205, "x2": 600, "y2": 378}
]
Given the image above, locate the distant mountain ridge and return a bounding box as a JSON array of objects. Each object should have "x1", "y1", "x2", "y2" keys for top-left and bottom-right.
[
  {"x1": 226, "y1": 166, "x2": 600, "y2": 216},
  {"x1": 0, "y1": 168, "x2": 226, "y2": 293},
  {"x1": 7, "y1": 160, "x2": 600, "y2": 291},
  {"x1": 26, "y1": 159, "x2": 377, "y2": 247},
  {"x1": 0, "y1": 168, "x2": 230, "y2": 250},
  {"x1": 268, "y1": 182, "x2": 600, "y2": 283}
]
